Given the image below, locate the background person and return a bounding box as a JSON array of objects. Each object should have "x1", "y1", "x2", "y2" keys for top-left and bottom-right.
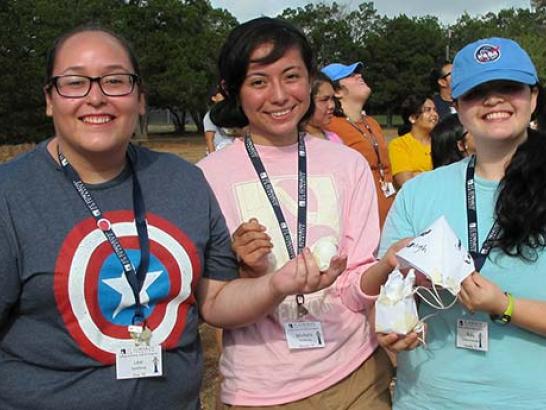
[
  {"x1": 378, "y1": 37, "x2": 546, "y2": 409},
  {"x1": 389, "y1": 95, "x2": 438, "y2": 188},
  {"x1": 199, "y1": 17, "x2": 403, "y2": 409},
  {"x1": 203, "y1": 84, "x2": 237, "y2": 154},
  {"x1": 430, "y1": 60, "x2": 456, "y2": 120},
  {"x1": 303, "y1": 72, "x2": 343, "y2": 143},
  {"x1": 431, "y1": 113, "x2": 474, "y2": 168},
  {"x1": 0, "y1": 25, "x2": 339, "y2": 410},
  {"x1": 322, "y1": 61, "x2": 395, "y2": 227}
]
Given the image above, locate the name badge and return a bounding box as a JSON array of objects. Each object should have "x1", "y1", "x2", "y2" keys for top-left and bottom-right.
[
  {"x1": 381, "y1": 181, "x2": 396, "y2": 198},
  {"x1": 284, "y1": 321, "x2": 325, "y2": 349},
  {"x1": 116, "y1": 345, "x2": 163, "y2": 379},
  {"x1": 456, "y1": 318, "x2": 488, "y2": 352}
]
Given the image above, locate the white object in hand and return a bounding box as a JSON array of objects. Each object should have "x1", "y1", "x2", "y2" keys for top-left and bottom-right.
[
  {"x1": 375, "y1": 269, "x2": 419, "y2": 335},
  {"x1": 396, "y1": 215, "x2": 475, "y2": 296},
  {"x1": 311, "y1": 237, "x2": 338, "y2": 271}
]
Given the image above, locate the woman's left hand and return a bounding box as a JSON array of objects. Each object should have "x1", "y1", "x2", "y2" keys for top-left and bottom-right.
[
  {"x1": 269, "y1": 248, "x2": 347, "y2": 298},
  {"x1": 458, "y1": 272, "x2": 508, "y2": 315}
]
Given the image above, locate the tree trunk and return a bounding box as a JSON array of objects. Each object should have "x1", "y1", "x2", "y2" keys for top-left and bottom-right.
[
  {"x1": 386, "y1": 108, "x2": 393, "y2": 128},
  {"x1": 191, "y1": 111, "x2": 204, "y2": 134},
  {"x1": 180, "y1": 111, "x2": 186, "y2": 133},
  {"x1": 168, "y1": 107, "x2": 183, "y2": 132},
  {"x1": 134, "y1": 113, "x2": 148, "y2": 140}
]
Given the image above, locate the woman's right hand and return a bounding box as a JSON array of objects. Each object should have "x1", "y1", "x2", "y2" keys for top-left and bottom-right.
[
  {"x1": 232, "y1": 218, "x2": 273, "y2": 277},
  {"x1": 376, "y1": 331, "x2": 421, "y2": 353}
]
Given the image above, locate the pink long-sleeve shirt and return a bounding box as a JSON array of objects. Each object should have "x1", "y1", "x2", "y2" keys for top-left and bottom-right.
[{"x1": 198, "y1": 135, "x2": 381, "y2": 405}]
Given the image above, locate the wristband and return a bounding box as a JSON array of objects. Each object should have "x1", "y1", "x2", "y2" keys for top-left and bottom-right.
[{"x1": 490, "y1": 292, "x2": 514, "y2": 325}]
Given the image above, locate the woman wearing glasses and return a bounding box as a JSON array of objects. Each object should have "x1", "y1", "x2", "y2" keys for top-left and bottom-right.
[
  {"x1": 388, "y1": 95, "x2": 439, "y2": 188},
  {"x1": 0, "y1": 25, "x2": 339, "y2": 410}
]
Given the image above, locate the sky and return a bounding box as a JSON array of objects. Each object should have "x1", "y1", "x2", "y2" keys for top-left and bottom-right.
[{"x1": 209, "y1": 0, "x2": 532, "y2": 25}]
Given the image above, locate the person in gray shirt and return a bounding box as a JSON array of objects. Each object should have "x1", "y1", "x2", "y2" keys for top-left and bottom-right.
[{"x1": 0, "y1": 24, "x2": 344, "y2": 410}]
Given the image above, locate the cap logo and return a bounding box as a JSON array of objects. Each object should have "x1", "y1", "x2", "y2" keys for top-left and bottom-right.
[{"x1": 474, "y1": 44, "x2": 501, "y2": 64}]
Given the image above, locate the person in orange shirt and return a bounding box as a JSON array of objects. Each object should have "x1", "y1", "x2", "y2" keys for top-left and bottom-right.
[{"x1": 321, "y1": 62, "x2": 395, "y2": 227}]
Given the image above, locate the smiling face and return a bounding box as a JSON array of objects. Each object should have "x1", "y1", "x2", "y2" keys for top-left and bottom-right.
[
  {"x1": 239, "y1": 44, "x2": 311, "y2": 146},
  {"x1": 456, "y1": 80, "x2": 537, "y2": 146},
  {"x1": 411, "y1": 98, "x2": 439, "y2": 133},
  {"x1": 45, "y1": 30, "x2": 145, "y2": 160},
  {"x1": 309, "y1": 81, "x2": 335, "y2": 128}
]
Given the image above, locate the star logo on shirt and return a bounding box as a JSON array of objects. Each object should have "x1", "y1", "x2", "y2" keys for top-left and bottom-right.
[{"x1": 103, "y1": 270, "x2": 162, "y2": 318}]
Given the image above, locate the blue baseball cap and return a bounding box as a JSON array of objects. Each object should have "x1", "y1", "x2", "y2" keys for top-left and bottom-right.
[
  {"x1": 451, "y1": 37, "x2": 538, "y2": 99},
  {"x1": 321, "y1": 62, "x2": 363, "y2": 81}
]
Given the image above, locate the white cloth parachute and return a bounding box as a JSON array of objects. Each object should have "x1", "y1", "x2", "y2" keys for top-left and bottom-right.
[{"x1": 396, "y1": 216, "x2": 475, "y2": 296}]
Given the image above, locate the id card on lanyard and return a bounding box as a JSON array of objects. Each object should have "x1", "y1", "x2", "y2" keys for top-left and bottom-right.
[
  {"x1": 58, "y1": 148, "x2": 163, "y2": 378},
  {"x1": 244, "y1": 135, "x2": 326, "y2": 349}
]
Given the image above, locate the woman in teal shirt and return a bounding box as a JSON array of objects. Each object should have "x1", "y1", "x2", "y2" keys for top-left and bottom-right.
[{"x1": 378, "y1": 37, "x2": 546, "y2": 409}]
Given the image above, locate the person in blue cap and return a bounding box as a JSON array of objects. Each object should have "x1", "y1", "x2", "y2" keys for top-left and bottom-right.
[
  {"x1": 377, "y1": 37, "x2": 546, "y2": 409},
  {"x1": 321, "y1": 62, "x2": 395, "y2": 227}
]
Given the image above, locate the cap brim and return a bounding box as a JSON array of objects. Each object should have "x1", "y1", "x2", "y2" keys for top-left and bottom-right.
[
  {"x1": 321, "y1": 62, "x2": 363, "y2": 81},
  {"x1": 348, "y1": 62, "x2": 363, "y2": 74},
  {"x1": 452, "y1": 69, "x2": 537, "y2": 99}
]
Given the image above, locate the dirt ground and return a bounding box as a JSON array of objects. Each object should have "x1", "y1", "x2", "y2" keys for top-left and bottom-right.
[{"x1": 0, "y1": 130, "x2": 399, "y2": 410}]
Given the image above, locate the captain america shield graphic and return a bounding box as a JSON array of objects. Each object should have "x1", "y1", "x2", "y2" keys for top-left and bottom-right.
[{"x1": 54, "y1": 210, "x2": 201, "y2": 364}]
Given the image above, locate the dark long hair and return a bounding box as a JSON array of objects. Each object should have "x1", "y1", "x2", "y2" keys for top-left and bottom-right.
[
  {"x1": 534, "y1": 84, "x2": 546, "y2": 131},
  {"x1": 211, "y1": 17, "x2": 315, "y2": 128},
  {"x1": 431, "y1": 114, "x2": 466, "y2": 168},
  {"x1": 494, "y1": 128, "x2": 546, "y2": 260},
  {"x1": 397, "y1": 94, "x2": 431, "y2": 136}
]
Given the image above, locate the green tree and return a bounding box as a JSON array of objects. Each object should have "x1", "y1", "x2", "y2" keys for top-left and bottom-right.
[
  {"x1": 122, "y1": 0, "x2": 237, "y2": 133},
  {"x1": 0, "y1": 0, "x2": 236, "y2": 143},
  {"x1": 363, "y1": 15, "x2": 445, "y2": 126},
  {"x1": 0, "y1": 0, "x2": 124, "y2": 144},
  {"x1": 281, "y1": 2, "x2": 358, "y2": 66}
]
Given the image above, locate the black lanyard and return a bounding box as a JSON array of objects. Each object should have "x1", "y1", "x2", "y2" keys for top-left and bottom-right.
[
  {"x1": 58, "y1": 148, "x2": 150, "y2": 325},
  {"x1": 345, "y1": 117, "x2": 387, "y2": 181},
  {"x1": 465, "y1": 155, "x2": 501, "y2": 271},
  {"x1": 244, "y1": 134, "x2": 307, "y2": 307}
]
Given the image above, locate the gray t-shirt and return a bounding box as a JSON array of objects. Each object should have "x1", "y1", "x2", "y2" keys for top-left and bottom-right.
[{"x1": 0, "y1": 141, "x2": 238, "y2": 410}]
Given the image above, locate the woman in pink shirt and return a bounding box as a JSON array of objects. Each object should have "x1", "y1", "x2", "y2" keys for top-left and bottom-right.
[{"x1": 199, "y1": 17, "x2": 404, "y2": 409}]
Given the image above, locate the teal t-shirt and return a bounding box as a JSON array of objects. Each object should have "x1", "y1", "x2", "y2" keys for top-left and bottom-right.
[{"x1": 380, "y1": 157, "x2": 546, "y2": 409}]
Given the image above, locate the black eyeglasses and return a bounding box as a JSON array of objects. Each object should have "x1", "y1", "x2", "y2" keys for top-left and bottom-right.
[
  {"x1": 48, "y1": 74, "x2": 140, "y2": 98},
  {"x1": 440, "y1": 71, "x2": 451, "y2": 79}
]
